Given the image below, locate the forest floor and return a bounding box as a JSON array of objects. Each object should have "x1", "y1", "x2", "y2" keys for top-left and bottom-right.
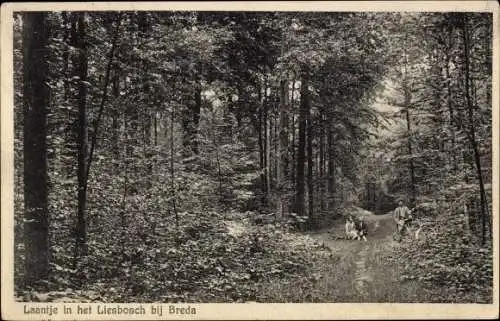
[
  {"x1": 16, "y1": 204, "x2": 491, "y2": 303},
  {"x1": 306, "y1": 207, "x2": 424, "y2": 302}
]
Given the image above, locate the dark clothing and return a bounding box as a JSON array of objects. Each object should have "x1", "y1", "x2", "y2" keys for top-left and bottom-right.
[{"x1": 356, "y1": 221, "x2": 367, "y2": 236}]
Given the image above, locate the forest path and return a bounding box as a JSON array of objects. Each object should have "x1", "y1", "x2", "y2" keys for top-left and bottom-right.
[{"x1": 309, "y1": 207, "x2": 422, "y2": 302}]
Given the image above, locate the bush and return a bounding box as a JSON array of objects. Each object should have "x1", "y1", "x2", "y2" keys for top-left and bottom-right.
[{"x1": 388, "y1": 193, "x2": 493, "y2": 303}]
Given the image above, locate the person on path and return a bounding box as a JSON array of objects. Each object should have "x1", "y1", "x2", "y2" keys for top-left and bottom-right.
[
  {"x1": 355, "y1": 217, "x2": 368, "y2": 241},
  {"x1": 345, "y1": 215, "x2": 358, "y2": 240},
  {"x1": 393, "y1": 200, "x2": 412, "y2": 238}
]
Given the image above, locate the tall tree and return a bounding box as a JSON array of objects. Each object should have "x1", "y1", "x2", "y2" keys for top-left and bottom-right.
[
  {"x1": 306, "y1": 84, "x2": 314, "y2": 226},
  {"x1": 460, "y1": 14, "x2": 488, "y2": 245},
  {"x1": 74, "y1": 12, "x2": 89, "y2": 266},
  {"x1": 22, "y1": 12, "x2": 50, "y2": 286},
  {"x1": 294, "y1": 71, "x2": 309, "y2": 217},
  {"x1": 402, "y1": 46, "x2": 417, "y2": 207},
  {"x1": 277, "y1": 76, "x2": 289, "y2": 218}
]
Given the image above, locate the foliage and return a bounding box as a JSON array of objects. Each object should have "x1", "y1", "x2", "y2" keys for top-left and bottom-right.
[
  {"x1": 13, "y1": 11, "x2": 492, "y2": 303},
  {"x1": 387, "y1": 192, "x2": 492, "y2": 303}
]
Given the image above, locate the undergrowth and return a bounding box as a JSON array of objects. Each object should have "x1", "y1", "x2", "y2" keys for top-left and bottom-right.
[
  {"x1": 386, "y1": 197, "x2": 493, "y2": 303},
  {"x1": 16, "y1": 209, "x2": 336, "y2": 303}
]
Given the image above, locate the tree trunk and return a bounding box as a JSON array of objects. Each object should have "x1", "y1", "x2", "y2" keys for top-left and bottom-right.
[
  {"x1": 192, "y1": 85, "x2": 202, "y2": 155},
  {"x1": 74, "y1": 12, "x2": 89, "y2": 267},
  {"x1": 86, "y1": 13, "x2": 122, "y2": 183},
  {"x1": 278, "y1": 78, "x2": 289, "y2": 218},
  {"x1": 210, "y1": 107, "x2": 225, "y2": 204},
  {"x1": 445, "y1": 49, "x2": 458, "y2": 173},
  {"x1": 111, "y1": 71, "x2": 120, "y2": 157},
  {"x1": 295, "y1": 73, "x2": 309, "y2": 217},
  {"x1": 265, "y1": 84, "x2": 271, "y2": 195},
  {"x1": 319, "y1": 111, "x2": 325, "y2": 212},
  {"x1": 261, "y1": 78, "x2": 270, "y2": 197},
  {"x1": 143, "y1": 109, "x2": 153, "y2": 186},
  {"x1": 22, "y1": 12, "x2": 50, "y2": 287},
  {"x1": 72, "y1": 14, "x2": 122, "y2": 267},
  {"x1": 257, "y1": 84, "x2": 266, "y2": 196},
  {"x1": 403, "y1": 47, "x2": 416, "y2": 207},
  {"x1": 405, "y1": 106, "x2": 416, "y2": 206},
  {"x1": 444, "y1": 21, "x2": 458, "y2": 173},
  {"x1": 120, "y1": 117, "x2": 129, "y2": 251},
  {"x1": 306, "y1": 94, "x2": 314, "y2": 227},
  {"x1": 61, "y1": 12, "x2": 70, "y2": 101},
  {"x1": 182, "y1": 77, "x2": 202, "y2": 156},
  {"x1": 139, "y1": 12, "x2": 153, "y2": 182},
  {"x1": 154, "y1": 112, "x2": 158, "y2": 146},
  {"x1": 170, "y1": 84, "x2": 179, "y2": 230},
  {"x1": 273, "y1": 105, "x2": 278, "y2": 189},
  {"x1": 290, "y1": 79, "x2": 296, "y2": 190},
  {"x1": 327, "y1": 126, "x2": 335, "y2": 210},
  {"x1": 462, "y1": 16, "x2": 488, "y2": 246}
]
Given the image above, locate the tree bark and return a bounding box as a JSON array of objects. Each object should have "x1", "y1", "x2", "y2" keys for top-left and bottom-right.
[
  {"x1": 444, "y1": 46, "x2": 458, "y2": 173},
  {"x1": 290, "y1": 79, "x2": 296, "y2": 189},
  {"x1": 257, "y1": 83, "x2": 266, "y2": 196},
  {"x1": 182, "y1": 70, "x2": 202, "y2": 156},
  {"x1": 261, "y1": 78, "x2": 270, "y2": 196},
  {"x1": 462, "y1": 15, "x2": 488, "y2": 246},
  {"x1": 403, "y1": 46, "x2": 416, "y2": 207},
  {"x1": 278, "y1": 78, "x2": 289, "y2": 218},
  {"x1": 170, "y1": 90, "x2": 179, "y2": 230},
  {"x1": 405, "y1": 106, "x2": 416, "y2": 207},
  {"x1": 61, "y1": 12, "x2": 70, "y2": 101},
  {"x1": 22, "y1": 12, "x2": 50, "y2": 287},
  {"x1": 306, "y1": 92, "x2": 314, "y2": 227},
  {"x1": 273, "y1": 105, "x2": 278, "y2": 188},
  {"x1": 111, "y1": 70, "x2": 120, "y2": 157},
  {"x1": 295, "y1": 73, "x2": 309, "y2": 217},
  {"x1": 192, "y1": 85, "x2": 202, "y2": 155},
  {"x1": 138, "y1": 12, "x2": 153, "y2": 176},
  {"x1": 319, "y1": 111, "x2": 325, "y2": 212},
  {"x1": 265, "y1": 84, "x2": 271, "y2": 195},
  {"x1": 155, "y1": 112, "x2": 159, "y2": 146},
  {"x1": 327, "y1": 126, "x2": 335, "y2": 210},
  {"x1": 74, "y1": 12, "x2": 89, "y2": 266}
]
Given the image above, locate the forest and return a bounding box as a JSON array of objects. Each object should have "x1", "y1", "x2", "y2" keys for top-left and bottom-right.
[{"x1": 13, "y1": 11, "x2": 493, "y2": 303}]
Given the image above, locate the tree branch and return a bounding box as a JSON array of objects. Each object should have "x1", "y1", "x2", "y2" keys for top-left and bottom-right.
[{"x1": 85, "y1": 12, "x2": 123, "y2": 185}]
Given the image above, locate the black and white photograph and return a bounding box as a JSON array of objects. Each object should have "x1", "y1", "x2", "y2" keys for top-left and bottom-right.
[{"x1": 1, "y1": 1, "x2": 498, "y2": 320}]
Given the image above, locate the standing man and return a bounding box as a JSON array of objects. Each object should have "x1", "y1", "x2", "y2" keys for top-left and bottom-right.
[{"x1": 393, "y1": 200, "x2": 412, "y2": 238}]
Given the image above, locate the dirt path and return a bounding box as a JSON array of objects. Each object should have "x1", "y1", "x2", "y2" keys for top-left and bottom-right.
[{"x1": 310, "y1": 207, "x2": 422, "y2": 302}]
